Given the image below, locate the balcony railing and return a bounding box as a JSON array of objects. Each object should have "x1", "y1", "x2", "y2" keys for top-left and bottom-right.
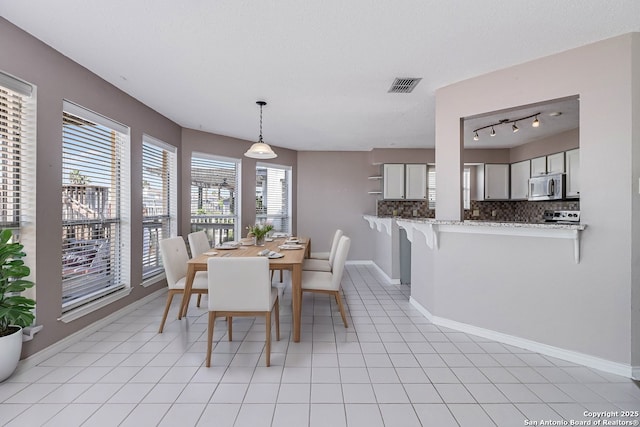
[{"x1": 190, "y1": 215, "x2": 236, "y2": 248}]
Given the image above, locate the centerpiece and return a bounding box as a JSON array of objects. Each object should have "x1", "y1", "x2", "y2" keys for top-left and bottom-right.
[{"x1": 246, "y1": 221, "x2": 274, "y2": 246}]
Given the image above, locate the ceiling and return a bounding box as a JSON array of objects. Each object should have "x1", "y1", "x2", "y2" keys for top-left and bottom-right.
[{"x1": 1, "y1": 1, "x2": 639, "y2": 151}]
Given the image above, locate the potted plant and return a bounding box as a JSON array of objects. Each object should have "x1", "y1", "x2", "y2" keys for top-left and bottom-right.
[
  {"x1": 0, "y1": 229, "x2": 35, "y2": 382},
  {"x1": 246, "y1": 221, "x2": 274, "y2": 246}
]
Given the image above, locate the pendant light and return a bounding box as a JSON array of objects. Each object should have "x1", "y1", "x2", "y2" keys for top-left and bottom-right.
[{"x1": 244, "y1": 101, "x2": 277, "y2": 159}]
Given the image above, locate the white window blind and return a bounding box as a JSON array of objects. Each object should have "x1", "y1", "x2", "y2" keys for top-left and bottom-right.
[
  {"x1": 256, "y1": 164, "x2": 291, "y2": 234},
  {"x1": 427, "y1": 165, "x2": 436, "y2": 209},
  {"x1": 0, "y1": 72, "x2": 34, "y2": 229},
  {"x1": 463, "y1": 167, "x2": 471, "y2": 210},
  {"x1": 62, "y1": 101, "x2": 130, "y2": 312},
  {"x1": 142, "y1": 135, "x2": 176, "y2": 280},
  {"x1": 190, "y1": 153, "x2": 239, "y2": 246}
]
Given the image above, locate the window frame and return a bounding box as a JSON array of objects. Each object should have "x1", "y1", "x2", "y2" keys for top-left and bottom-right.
[
  {"x1": 255, "y1": 162, "x2": 292, "y2": 234},
  {"x1": 60, "y1": 100, "x2": 131, "y2": 318},
  {"x1": 141, "y1": 135, "x2": 177, "y2": 284}
]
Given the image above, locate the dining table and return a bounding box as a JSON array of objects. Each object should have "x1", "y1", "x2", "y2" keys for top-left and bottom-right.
[{"x1": 179, "y1": 236, "x2": 311, "y2": 343}]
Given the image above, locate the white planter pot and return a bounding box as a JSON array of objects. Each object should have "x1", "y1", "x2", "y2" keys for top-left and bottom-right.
[{"x1": 0, "y1": 326, "x2": 23, "y2": 382}]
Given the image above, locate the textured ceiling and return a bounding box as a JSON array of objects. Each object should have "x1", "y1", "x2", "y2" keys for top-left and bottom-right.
[{"x1": 1, "y1": 0, "x2": 639, "y2": 151}]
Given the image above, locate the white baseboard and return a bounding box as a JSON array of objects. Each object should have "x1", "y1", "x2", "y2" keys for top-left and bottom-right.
[
  {"x1": 409, "y1": 297, "x2": 635, "y2": 379},
  {"x1": 346, "y1": 260, "x2": 401, "y2": 285},
  {"x1": 16, "y1": 288, "x2": 167, "y2": 374}
]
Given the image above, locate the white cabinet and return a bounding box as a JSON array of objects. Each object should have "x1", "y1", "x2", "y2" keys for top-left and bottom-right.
[
  {"x1": 547, "y1": 152, "x2": 565, "y2": 174},
  {"x1": 484, "y1": 164, "x2": 510, "y2": 200},
  {"x1": 565, "y1": 148, "x2": 580, "y2": 197},
  {"x1": 531, "y1": 156, "x2": 546, "y2": 176},
  {"x1": 383, "y1": 164, "x2": 405, "y2": 199},
  {"x1": 383, "y1": 164, "x2": 427, "y2": 200},
  {"x1": 510, "y1": 160, "x2": 530, "y2": 200},
  {"x1": 405, "y1": 164, "x2": 427, "y2": 200}
]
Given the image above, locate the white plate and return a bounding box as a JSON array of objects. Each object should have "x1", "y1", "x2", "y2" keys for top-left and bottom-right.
[
  {"x1": 279, "y1": 244, "x2": 303, "y2": 250},
  {"x1": 285, "y1": 239, "x2": 299, "y2": 244},
  {"x1": 268, "y1": 253, "x2": 284, "y2": 259},
  {"x1": 203, "y1": 251, "x2": 218, "y2": 256},
  {"x1": 215, "y1": 245, "x2": 238, "y2": 250}
]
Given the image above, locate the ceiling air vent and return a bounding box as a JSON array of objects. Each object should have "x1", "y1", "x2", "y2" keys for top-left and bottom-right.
[{"x1": 388, "y1": 77, "x2": 422, "y2": 93}]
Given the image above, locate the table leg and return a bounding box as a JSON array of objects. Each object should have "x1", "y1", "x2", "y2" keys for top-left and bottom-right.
[
  {"x1": 180, "y1": 265, "x2": 196, "y2": 319},
  {"x1": 291, "y1": 263, "x2": 302, "y2": 342}
]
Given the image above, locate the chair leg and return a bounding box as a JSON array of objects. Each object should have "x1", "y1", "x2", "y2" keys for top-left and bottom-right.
[
  {"x1": 275, "y1": 297, "x2": 280, "y2": 341},
  {"x1": 158, "y1": 291, "x2": 175, "y2": 333},
  {"x1": 279, "y1": 269, "x2": 283, "y2": 283},
  {"x1": 197, "y1": 293, "x2": 202, "y2": 307},
  {"x1": 270, "y1": 270, "x2": 274, "y2": 281},
  {"x1": 228, "y1": 316, "x2": 233, "y2": 341},
  {"x1": 335, "y1": 291, "x2": 348, "y2": 328},
  {"x1": 265, "y1": 311, "x2": 272, "y2": 367},
  {"x1": 206, "y1": 312, "x2": 215, "y2": 367}
]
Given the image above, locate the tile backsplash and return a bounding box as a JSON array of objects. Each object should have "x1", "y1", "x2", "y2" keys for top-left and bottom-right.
[{"x1": 377, "y1": 199, "x2": 579, "y2": 222}]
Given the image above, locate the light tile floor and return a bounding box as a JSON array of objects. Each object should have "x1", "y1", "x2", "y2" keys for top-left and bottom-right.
[{"x1": 1, "y1": 265, "x2": 639, "y2": 426}]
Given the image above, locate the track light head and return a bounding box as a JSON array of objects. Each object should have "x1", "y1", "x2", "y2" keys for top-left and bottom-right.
[
  {"x1": 532, "y1": 116, "x2": 540, "y2": 128},
  {"x1": 473, "y1": 131, "x2": 479, "y2": 141},
  {"x1": 490, "y1": 127, "x2": 496, "y2": 137},
  {"x1": 512, "y1": 123, "x2": 519, "y2": 133}
]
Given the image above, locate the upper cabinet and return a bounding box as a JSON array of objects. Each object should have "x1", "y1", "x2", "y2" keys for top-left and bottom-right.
[
  {"x1": 383, "y1": 163, "x2": 427, "y2": 200},
  {"x1": 405, "y1": 164, "x2": 427, "y2": 200},
  {"x1": 510, "y1": 160, "x2": 530, "y2": 200},
  {"x1": 531, "y1": 156, "x2": 546, "y2": 176},
  {"x1": 383, "y1": 164, "x2": 405, "y2": 199},
  {"x1": 484, "y1": 164, "x2": 510, "y2": 200},
  {"x1": 565, "y1": 148, "x2": 580, "y2": 198},
  {"x1": 547, "y1": 152, "x2": 565, "y2": 174}
]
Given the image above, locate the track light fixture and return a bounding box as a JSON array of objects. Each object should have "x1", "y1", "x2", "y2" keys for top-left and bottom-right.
[{"x1": 471, "y1": 112, "x2": 540, "y2": 141}]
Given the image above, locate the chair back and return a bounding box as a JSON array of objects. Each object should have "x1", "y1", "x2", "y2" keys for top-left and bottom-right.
[
  {"x1": 328, "y1": 229, "x2": 344, "y2": 267},
  {"x1": 159, "y1": 237, "x2": 189, "y2": 288},
  {"x1": 188, "y1": 230, "x2": 210, "y2": 257},
  {"x1": 207, "y1": 257, "x2": 271, "y2": 311},
  {"x1": 329, "y1": 236, "x2": 351, "y2": 291}
]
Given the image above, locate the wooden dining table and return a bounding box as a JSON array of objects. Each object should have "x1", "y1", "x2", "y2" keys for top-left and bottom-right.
[{"x1": 179, "y1": 237, "x2": 311, "y2": 342}]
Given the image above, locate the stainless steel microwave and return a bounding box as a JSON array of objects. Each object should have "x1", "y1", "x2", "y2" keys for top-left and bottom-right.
[{"x1": 528, "y1": 173, "x2": 566, "y2": 201}]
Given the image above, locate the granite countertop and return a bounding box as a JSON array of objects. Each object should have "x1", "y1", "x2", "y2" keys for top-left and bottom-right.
[{"x1": 385, "y1": 216, "x2": 586, "y2": 230}]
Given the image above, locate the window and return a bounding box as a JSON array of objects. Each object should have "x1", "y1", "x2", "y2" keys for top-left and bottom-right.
[
  {"x1": 463, "y1": 167, "x2": 471, "y2": 210},
  {"x1": 142, "y1": 135, "x2": 176, "y2": 281},
  {"x1": 0, "y1": 71, "x2": 36, "y2": 297},
  {"x1": 427, "y1": 165, "x2": 436, "y2": 209},
  {"x1": 190, "y1": 153, "x2": 240, "y2": 246},
  {"x1": 427, "y1": 165, "x2": 471, "y2": 210},
  {"x1": 256, "y1": 164, "x2": 291, "y2": 234},
  {"x1": 61, "y1": 101, "x2": 130, "y2": 313},
  {"x1": 0, "y1": 72, "x2": 35, "y2": 230}
]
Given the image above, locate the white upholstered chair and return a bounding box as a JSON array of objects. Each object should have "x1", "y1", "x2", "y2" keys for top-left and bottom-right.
[
  {"x1": 206, "y1": 257, "x2": 280, "y2": 367},
  {"x1": 301, "y1": 235, "x2": 351, "y2": 327},
  {"x1": 188, "y1": 230, "x2": 211, "y2": 257},
  {"x1": 158, "y1": 236, "x2": 208, "y2": 333},
  {"x1": 303, "y1": 229, "x2": 343, "y2": 272}
]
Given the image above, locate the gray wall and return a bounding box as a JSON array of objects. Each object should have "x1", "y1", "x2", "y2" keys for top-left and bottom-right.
[
  {"x1": 431, "y1": 33, "x2": 639, "y2": 366},
  {"x1": 297, "y1": 151, "x2": 375, "y2": 260},
  {"x1": 0, "y1": 18, "x2": 183, "y2": 356}
]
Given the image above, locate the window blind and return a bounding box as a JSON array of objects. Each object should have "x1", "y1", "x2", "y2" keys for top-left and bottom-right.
[
  {"x1": 256, "y1": 164, "x2": 291, "y2": 234},
  {"x1": 190, "y1": 153, "x2": 239, "y2": 246},
  {"x1": 427, "y1": 165, "x2": 436, "y2": 209},
  {"x1": 62, "y1": 101, "x2": 130, "y2": 312},
  {"x1": 142, "y1": 135, "x2": 176, "y2": 280},
  {"x1": 0, "y1": 74, "x2": 33, "y2": 229}
]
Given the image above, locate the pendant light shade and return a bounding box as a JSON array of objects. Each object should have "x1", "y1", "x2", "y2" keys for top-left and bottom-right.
[{"x1": 245, "y1": 101, "x2": 277, "y2": 159}]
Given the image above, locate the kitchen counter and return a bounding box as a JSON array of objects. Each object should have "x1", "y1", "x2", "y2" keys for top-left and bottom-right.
[{"x1": 364, "y1": 215, "x2": 587, "y2": 263}]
